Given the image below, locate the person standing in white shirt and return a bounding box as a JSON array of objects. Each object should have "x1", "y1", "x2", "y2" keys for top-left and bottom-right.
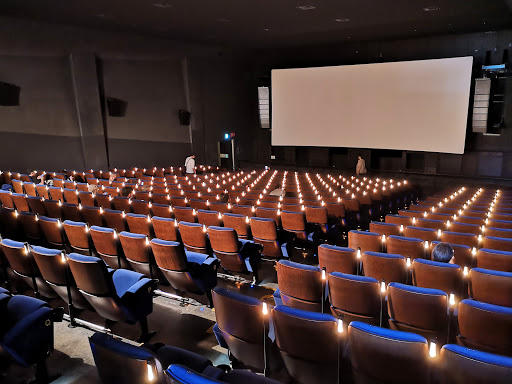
[
  {"x1": 356, "y1": 155, "x2": 367, "y2": 175},
  {"x1": 185, "y1": 155, "x2": 196, "y2": 174}
]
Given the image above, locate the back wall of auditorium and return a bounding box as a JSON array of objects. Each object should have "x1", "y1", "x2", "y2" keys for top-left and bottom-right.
[{"x1": 0, "y1": 15, "x2": 511, "y2": 180}]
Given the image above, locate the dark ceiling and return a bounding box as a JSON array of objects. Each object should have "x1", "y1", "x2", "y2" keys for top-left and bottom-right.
[{"x1": 1, "y1": 0, "x2": 511, "y2": 48}]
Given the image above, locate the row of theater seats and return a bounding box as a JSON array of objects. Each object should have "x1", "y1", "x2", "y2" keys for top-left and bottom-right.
[
  {"x1": 90, "y1": 331, "x2": 281, "y2": 384},
  {"x1": 208, "y1": 286, "x2": 512, "y2": 384},
  {"x1": 269, "y1": 259, "x2": 511, "y2": 352},
  {"x1": 0, "y1": 240, "x2": 156, "y2": 340},
  {"x1": 0, "y1": 288, "x2": 63, "y2": 383},
  {"x1": 1, "y1": 168, "x2": 419, "y2": 232}
]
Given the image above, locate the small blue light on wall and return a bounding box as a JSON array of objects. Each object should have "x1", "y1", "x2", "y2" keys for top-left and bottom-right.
[{"x1": 224, "y1": 133, "x2": 229, "y2": 140}]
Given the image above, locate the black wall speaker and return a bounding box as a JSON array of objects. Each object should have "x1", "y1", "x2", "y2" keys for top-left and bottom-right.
[
  {"x1": 106, "y1": 97, "x2": 127, "y2": 117},
  {"x1": 0, "y1": 81, "x2": 20, "y2": 106},
  {"x1": 179, "y1": 109, "x2": 191, "y2": 126}
]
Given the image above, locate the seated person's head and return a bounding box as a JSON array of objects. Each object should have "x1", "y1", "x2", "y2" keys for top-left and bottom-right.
[
  {"x1": 219, "y1": 192, "x2": 230, "y2": 203},
  {"x1": 432, "y1": 243, "x2": 454, "y2": 263},
  {"x1": 121, "y1": 186, "x2": 134, "y2": 198}
]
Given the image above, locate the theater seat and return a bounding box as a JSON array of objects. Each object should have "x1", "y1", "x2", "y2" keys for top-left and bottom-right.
[
  {"x1": 439, "y1": 344, "x2": 512, "y2": 384},
  {"x1": 469, "y1": 268, "x2": 512, "y2": 307},
  {"x1": 151, "y1": 239, "x2": 217, "y2": 306},
  {"x1": 208, "y1": 226, "x2": 261, "y2": 278},
  {"x1": 0, "y1": 292, "x2": 62, "y2": 384},
  {"x1": 328, "y1": 272, "x2": 381, "y2": 326},
  {"x1": 457, "y1": 299, "x2": 512, "y2": 356},
  {"x1": 348, "y1": 321, "x2": 430, "y2": 384},
  {"x1": 90, "y1": 332, "x2": 218, "y2": 384},
  {"x1": 31, "y1": 246, "x2": 91, "y2": 316},
  {"x1": 0, "y1": 239, "x2": 58, "y2": 299},
  {"x1": 362, "y1": 251, "x2": 407, "y2": 284},
  {"x1": 318, "y1": 244, "x2": 357, "y2": 274},
  {"x1": 275, "y1": 260, "x2": 324, "y2": 312},
  {"x1": 67, "y1": 253, "x2": 155, "y2": 340},
  {"x1": 272, "y1": 305, "x2": 341, "y2": 384},
  {"x1": 412, "y1": 258, "x2": 463, "y2": 297},
  {"x1": 388, "y1": 282, "x2": 450, "y2": 344},
  {"x1": 476, "y1": 248, "x2": 512, "y2": 272},
  {"x1": 212, "y1": 287, "x2": 275, "y2": 372}
]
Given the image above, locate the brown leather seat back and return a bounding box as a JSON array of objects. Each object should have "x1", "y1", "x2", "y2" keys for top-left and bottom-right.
[
  {"x1": 179, "y1": 222, "x2": 207, "y2": 250},
  {"x1": 90, "y1": 227, "x2": 118, "y2": 256},
  {"x1": 173, "y1": 206, "x2": 196, "y2": 223},
  {"x1": 27, "y1": 196, "x2": 46, "y2": 215},
  {"x1": 458, "y1": 300, "x2": 512, "y2": 356},
  {"x1": 370, "y1": 222, "x2": 400, "y2": 237},
  {"x1": 23, "y1": 183, "x2": 37, "y2": 197},
  {"x1": 81, "y1": 206, "x2": 104, "y2": 227},
  {"x1": 281, "y1": 211, "x2": 306, "y2": 233},
  {"x1": 36, "y1": 185, "x2": 50, "y2": 199},
  {"x1": 477, "y1": 248, "x2": 512, "y2": 272},
  {"x1": 18, "y1": 212, "x2": 42, "y2": 239},
  {"x1": 1, "y1": 241, "x2": 38, "y2": 277},
  {"x1": 272, "y1": 306, "x2": 338, "y2": 364},
  {"x1": 348, "y1": 231, "x2": 382, "y2": 254},
  {"x1": 11, "y1": 194, "x2": 29, "y2": 212},
  {"x1": 362, "y1": 252, "x2": 407, "y2": 284},
  {"x1": 112, "y1": 196, "x2": 130, "y2": 212},
  {"x1": 439, "y1": 344, "x2": 512, "y2": 384},
  {"x1": 305, "y1": 206, "x2": 328, "y2": 225},
  {"x1": 67, "y1": 255, "x2": 111, "y2": 296},
  {"x1": 48, "y1": 187, "x2": 64, "y2": 202},
  {"x1": 483, "y1": 236, "x2": 512, "y2": 252},
  {"x1": 250, "y1": 217, "x2": 277, "y2": 241},
  {"x1": 131, "y1": 200, "x2": 151, "y2": 215},
  {"x1": 208, "y1": 227, "x2": 238, "y2": 253},
  {"x1": 103, "y1": 210, "x2": 127, "y2": 233},
  {"x1": 388, "y1": 283, "x2": 448, "y2": 331},
  {"x1": 151, "y1": 240, "x2": 187, "y2": 271},
  {"x1": 212, "y1": 288, "x2": 264, "y2": 343},
  {"x1": 197, "y1": 210, "x2": 222, "y2": 227},
  {"x1": 126, "y1": 214, "x2": 151, "y2": 236},
  {"x1": 325, "y1": 202, "x2": 345, "y2": 218},
  {"x1": 63, "y1": 222, "x2": 90, "y2": 250},
  {"x1": 78, "y1": 191, "x2": 95, "y2": 207},
  {"x1": 255, "y1": 207, "x2": 281, "y2": 227},
  {"x1": 386, "y1": 236, "x2": 425, "y2": 260},
  {"x1": 151, "y1": 203, "x2": 172, "y2": 218},
  {"x1": 412, "y1": 259, "x2": 463, "y2": 295},
  {"x1": 63, "y1": 189, "x2": 79, "y2": 205},
  {"x1": 119, "y1": 232, "x2": 149, "y2": 263},
  {"x1": 348, "y1": 322, "x2": 429, "y2": 384},
  {"x1": 277, "y1": 261, "x2": 322, "y2": 303},
  {"x1": 441, "y1": 232, "x2": 478, "y2": 248},
  {"x1": 152, "y1": 217, "x2": 179, "y2": 241},
  {"x1": 328, "y1": 273, "x2": 380, "y2": 319},
  {"x1": 39, "y1": 216, "x2": 64, "y2": 245},
  {"x1": 62, "y1": 203, "x2": 83, "y2": 222},
  {"x1": 318, "y1": 244, "x2": 357, "y2": 274},
  {"x1": 385, "y1": 215, "x2": 412, "y2": 226},
  {"x1": 42, "y1": 200, "x2": 62, "y2": 219},
  {"x1": 450, "y1": 222, "x2": 480, "y2": 235},
  {"x1": 404, "y1": 226, "x2": 438, "y2": 242},
  {"x1": 222, "y1": 214, "x2": 249, "y2": 238},
  {"x1": 469, "y1": 268, "x2": 512, "y2": 307}
]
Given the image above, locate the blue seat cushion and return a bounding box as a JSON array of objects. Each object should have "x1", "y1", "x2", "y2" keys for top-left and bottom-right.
[
  {"x1": 414, "y1": 258, "x2": 461, "y2": 269},
  {"x1": 273, "y1": 304, "x2": 337, "y2": 323},
  {"x1": 389, "y1": 282, "x2": 446, "y2": 297},
  {"x1": 330, "y1": 271, "x2": 378, "y2": 283},
  {"x1": 461, "y1": 299, "x2": 512, "y2": 315},
  {"x1": 442, "y1": 344, "x2": 512, "y2": 367},
  {"x1": 350, "y1": 321, "x2": 427, "y2": 343}
]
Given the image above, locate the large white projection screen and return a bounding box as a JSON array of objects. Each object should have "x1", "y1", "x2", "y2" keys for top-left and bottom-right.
[{"x1": 271, "y1": 57, "x2": 473, "y2": 154}]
